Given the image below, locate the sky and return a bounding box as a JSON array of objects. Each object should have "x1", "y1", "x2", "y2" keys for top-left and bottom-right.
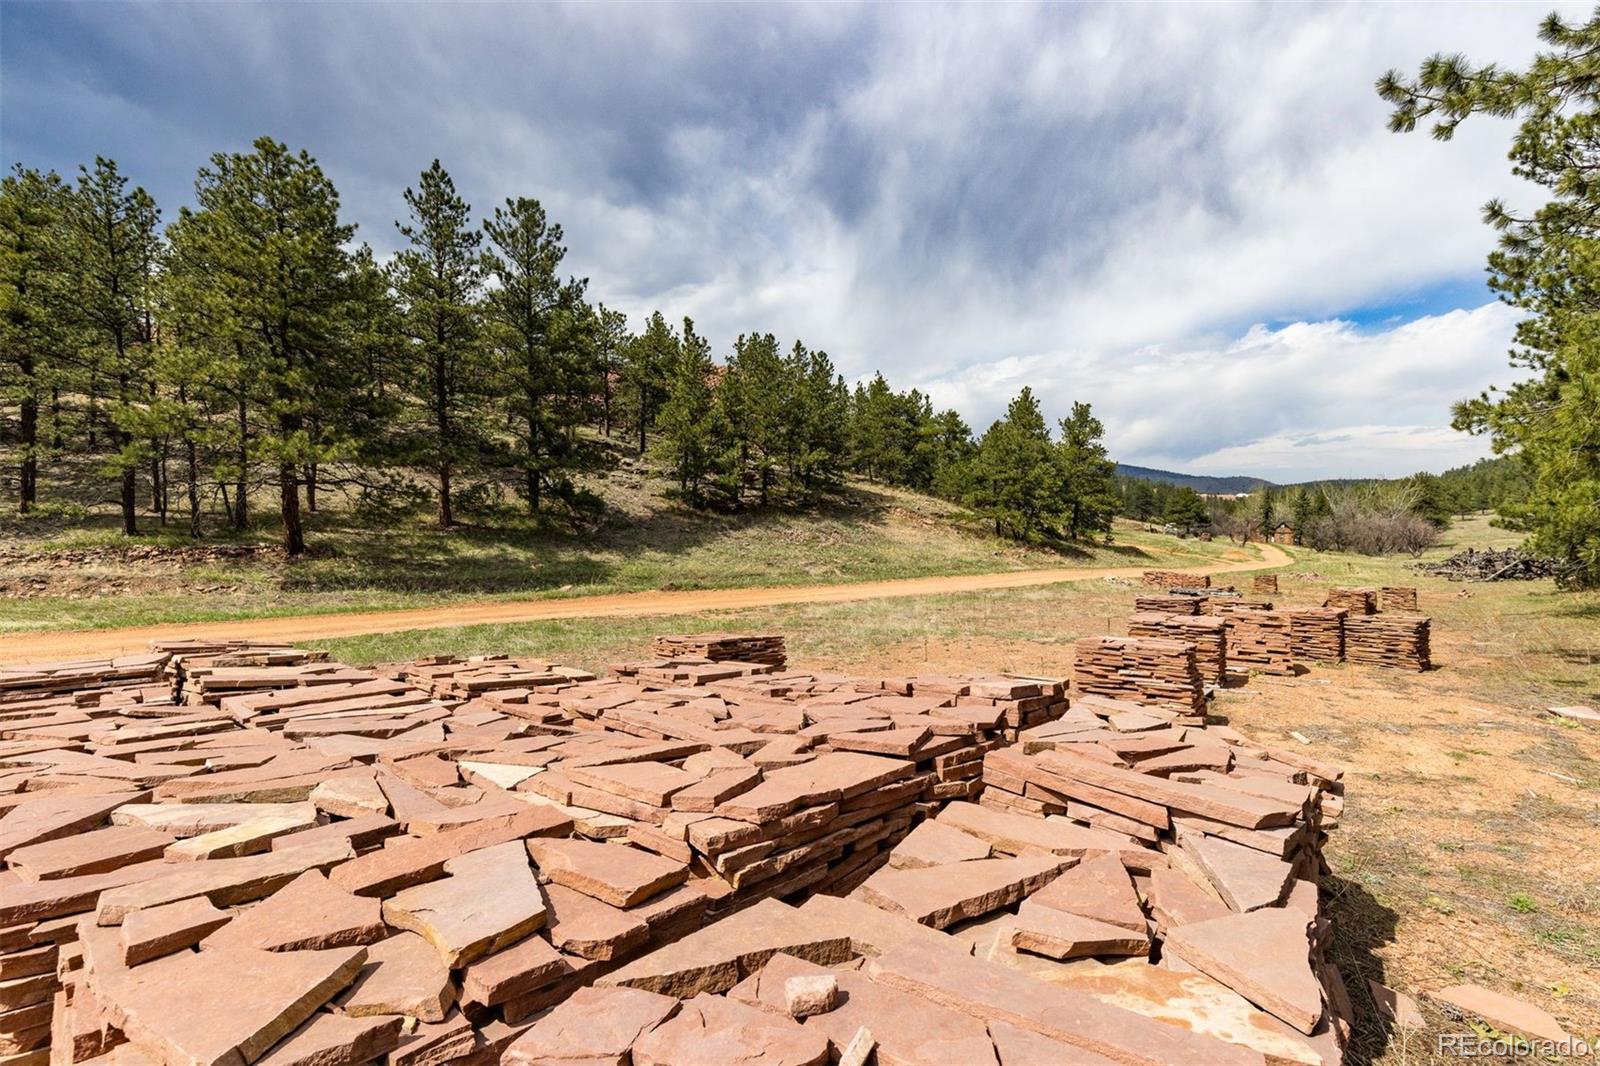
[{"x1": 2, "y1": 1, "x2": 1580, "y2": 481}]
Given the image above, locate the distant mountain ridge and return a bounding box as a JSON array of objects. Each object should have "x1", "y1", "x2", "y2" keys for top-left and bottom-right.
[{"x1": 1115, "y1": 464, "x2": 1274, "y2": 493}]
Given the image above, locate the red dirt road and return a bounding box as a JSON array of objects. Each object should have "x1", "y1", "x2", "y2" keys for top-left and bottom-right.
[{"x1": 0, "y1": 544, "x2": 1291, "y2": 664}]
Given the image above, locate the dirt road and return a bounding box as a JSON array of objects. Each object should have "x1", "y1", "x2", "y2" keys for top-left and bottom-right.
[{"x1": 0, "y1": 543, "x2": 1292, "y2": 664}]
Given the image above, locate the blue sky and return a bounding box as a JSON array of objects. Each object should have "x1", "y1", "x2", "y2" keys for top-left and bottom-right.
[{"x1": 3, "y1": 2, "x2": 1576, "y2": 480}]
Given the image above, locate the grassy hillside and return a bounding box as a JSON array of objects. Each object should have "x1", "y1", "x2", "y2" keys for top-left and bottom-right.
[{"x1": 0, "y1": 460, "x2": 1242, "y2": 633}]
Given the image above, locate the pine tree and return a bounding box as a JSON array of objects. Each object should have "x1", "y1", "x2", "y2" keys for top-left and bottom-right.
[
  {"x1": 0, "y1": 165, "x2": 69, "y2": 514},
  {"x1": 1057, "y1": 401, "x2": 1118, "y2": 540},
  {"x1": 61, "y1": 158, "x2": 161, "y2": 537},
  {"x1": 391, "y1": 160, "x2": 485, "y2": 526},
  {"x1": 1163, "y1": 486, "x2": 1210, "y2": 530},
  {"x1": 967, "y1": 388, "x2": 1062, "y2": 540},
  {"x1": 594, "y1": 304, "x2": 629, "y2": 438},
  {"x1": 622, "y1": 312, "x2": 676, "y2": 457},
  {"x1": 655, "y1": 317, "x2": 721, "y2": 505},
  {"x1": 721, "y1": 332, "x2": 785, "y2": 505}
]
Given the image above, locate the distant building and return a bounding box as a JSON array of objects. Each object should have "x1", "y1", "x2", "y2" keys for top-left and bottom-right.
[{"x1": 1272, "y1": 521, "x2": 1295, "y2": 545}]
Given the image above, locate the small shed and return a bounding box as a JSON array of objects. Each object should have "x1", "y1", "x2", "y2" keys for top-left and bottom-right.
[{"x1": 1271, "y1": 521, "x2": 1295, "y2": 545}]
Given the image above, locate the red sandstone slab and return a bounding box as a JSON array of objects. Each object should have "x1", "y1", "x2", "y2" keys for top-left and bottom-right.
[
  {"x1": 527, "y1": 838, "x2": 687, "y2": 908},
  {"x1": 1434, "y1": 984, "x2": 1580, "y2": 1046},
  {"x1": 795, "y1": 894, "x2": 974, "y2": 959},
  {"x1": 502, "y1": 984, "x2": 679, "y2": 1066},
  {"x1": 543, "y1": 883, "x2": 650, "y2": 961},
  {"x1": 1163, "y1": 908, "x2": 1324, "y2": 1035},
  {"x1": 632, "y1": 992, "x2": 828, "y2": 1066},
  {"x1": 1146, "y1": 865, "x2": 1230, "y2": 929},
  {"x1": 203, "y1": 871, "x2": 384, "y2": 953},
  {"x1": 382, "y1": 841, "x2": 547, "y2": 968},
  {"x1": 988, "y1": 1020, "x2": 1120, "y2": 1066},
  {"x1": 670, "y1": 767, "x2": 762, "y2": 812},
  {"x1": 1178, "y1": 830, "x2": 1295, "y2": 912},
  {"x1": 714, "y1": 753, "x2": 912, "y2": 822},
  {"x1": 337, "y1": 932, "x2": 454, "y2": 1023},
  {"x1": 95, "y1": 837, "x2": 355, "y2": 924},
  {"x1": 1027, "y1": 852, "x2": 1146, "y2": 931},
  {"x1": 1008, "y1": 901, "x2": 1149, "y2": 959},
  {"x1": 0, "y1": 792, "x2": 147, "y2": 860},
  {"x1": 120, "y1": 896, "x2": 230, "y2": 966},
  {"x1": 885, "y1": 820, "x2": 992, "y2": 870},
  {"x1": 935, "y1": 801, "x2": 1140, "y2": 859},
  {"x1": 460, "y1": 931, "x2": 570, "y2": 1008},
  {"x1": 1035, "y1": 750, "x2": 1298, "y2": 829},
  {"x1": 854, "y1": 854, "x2": 1069, "y2": 929},
  {"x1": 328, "y1": 806, "x2": 569, "y2": 897},
  {"x1": 8, "y1": 826, "x2": 172, "y2": 882},
  {"x1": 566, "y1": 761, "x2": 698, "y2": 806},
  {"x1": 254, "y1": 1011, "x2": 403, "y2": 1066}
]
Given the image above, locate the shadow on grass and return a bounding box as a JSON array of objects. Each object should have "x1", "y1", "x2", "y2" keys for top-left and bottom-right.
[{"x1": 1322, "y1": 873, "x2": 1402, "y2": 1065}]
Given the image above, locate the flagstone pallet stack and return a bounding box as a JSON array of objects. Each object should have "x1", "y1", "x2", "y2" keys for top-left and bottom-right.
[
  {"x1": 1125, "y1": 613, "x2": 1228, "y2": 684},
  {"x1": 1141, "y1": 571, "x2": 1210, "y2": 589},
  {"x1": 1288, "y1": 607, "x2": 1347, "y2": 664},
  {"x1": 1223, "y1": 612, "x2": 1295, "y2": 675},
  {"x1": 1204, "y1": 598, "x2": 1273, "y2": 615},
  {"x1": 1379, "y1": 586, "x2": 1419, "y2": 612},
  {"x1": 1324, "y1": 587, "x2": 1378, "y2": 615},
  {"x1": 649, "y1": 634, "x2": 787, "y2": 669},
  {"x1": 1071, "y1": 636, "x2": 1206, "y2": 718},
  {"x1": 1252, "y1": 574, "x2": 1280, "y2": 595},
  {"x1": 1344, "y1": 615, "x2": 1432, "y2": 671},
  {"x1": 1132, "y1": 594, "x2": 1202, "y2": 615}
]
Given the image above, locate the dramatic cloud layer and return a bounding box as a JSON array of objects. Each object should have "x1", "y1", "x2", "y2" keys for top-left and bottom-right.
[{"x1": 3, "y1": 2, "x2": 1578, "y2": 479}]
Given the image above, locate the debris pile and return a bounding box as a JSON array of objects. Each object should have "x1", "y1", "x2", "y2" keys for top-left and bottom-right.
[
  {"x1": 1414, "y1": 547, "x2": 1559, "y2": 582},
  {"x1": 1126, "y1": 613, "x2": 1228, "y2": 684},
  {"x1": 1141, "y1": 571, "x2": 1210, "y2": 590},
  {"x1": 1323, "y1": 588, "x2": 1377, "y2": 615},
  {"x1": 649, "y1": 634, "x2": 787, "y2": 669},
  {"x1": 1344, "y1": 615, "x2": 1432, "y2": 672},
  {"x1": 1071, "y1": 636, "x2": 1205, "y2": 717},
  {"x1": 1287, "y1": 608, "x2": 1347, "y2": 664}
]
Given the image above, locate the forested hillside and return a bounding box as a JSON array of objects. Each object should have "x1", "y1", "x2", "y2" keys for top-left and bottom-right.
[{"x1": 1, "y1": 143, "x2": 1121, "y2": 554}]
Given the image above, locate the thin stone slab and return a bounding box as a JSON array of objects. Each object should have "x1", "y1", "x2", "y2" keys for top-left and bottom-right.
[
  {"x1": 0, "y1": 792, "x2": 147, "y2": 861},
  {"x1": 163, "y1": 812, "x2": 320, "y2": 861},
  {"x1": 854, "y1": 854, "x2": 1069, "y2": 929},
  {"x1": 806, "y1": 968, "x2": 999, "y2": 1066},
  {"x1": 95, "y1": 836, "x2": 355, "y2": 924},
  {"x1": 1163, "y1": 908, "x2": 1324, "y2": 1035},
  {"x1": 566, "y1": 762, "x2": 698, "y2": 806},
  {"x1": 502, "y1": 984, "x2": 680, "y2": 1066},
  {"x1": 8, "y1": 827, "x2": 172, "y2": 882},
  {"x1": 382, "y1": 841, "x2": 546, "y2": 968},
  {"x1": 111, "y1": 802, "x2": 318, "y2": 837},
  {"x1": 337, "y1": 932, "x2": 454, "y2": 1023},
  {"x1": 309, "y1": 772, "x2": 390, "y2": 819},
  {"x1": 527, "y1": 838, "x2": 687, "y2": 908},
  {"x1": 460, "y1": 932, "x2": 570, "y2": 1008},
  {"x1": 601, "y1": 898, "x2": 851, "y2": 997},
  {"x1": 1008, "y1": 902, "x2": 1150, "y2": 960},
  {"x1": 631, "y1": 992, "x2": 828, "y2": 1066},
  {"x1": 1435, "y1": 984, "x2": 1581, "y2": 1046},
  {"x1": 1179, "y1": 831, "x2": 1295, "y2": 912},
  {"x1": 715, "y1": 753, "x2": 912, "y2": 822},
  {"x1": 328, "y1": 806, "x2": 570, "y2": 897},
  {"x1": 886, "y1": 821, "x2": 992, "y2": 870},
  {"x1": 203, "y1": 871, "x2": 384, "y2": 953},
  {"x1": 120, "y1": 897, "x2": 230, "y2": 966},
  {"x1": 543, "y1": 883, "x2": 650, "y2": 961},
  {"x1": 935, "y1": 802, "x2": 1141, "y2": 859},
  {"x1": 865, "y1": 941, "x2": 1264, "y2": 1066},
  {"x1": 988, "y1": 1020, "x2": 1120, "y2": 1066},
  {"x1": 795, "y1": 894, "x2": 974, "y2": 959},
  {"x1": 1027, "y1": 852, "x2": 1146, "y2": 931},
  {"x1": 111, "y1": 945, "x2": 367, "y2": 1066},
  {"x1": 254, "y1": 1011, "x2": 404, "y2": 1066}
]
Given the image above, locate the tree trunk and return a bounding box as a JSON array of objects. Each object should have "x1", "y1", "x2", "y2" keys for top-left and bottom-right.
[
  {"x1": 50, "y1": 386, "x2": 62, "y2": 451},
  {"x1": 280, "y1": 462, "x2": 305, "y2": 556},
  {"x1": 18, "y1": 368, "x2": 36, "y2": 514},
  {"x1": 305, "y1": 463, "x2": 318, "y2": 512},
  {"x1": 439, "y1": 463, "x2": 454, "y2": 526},
  {"x1": 234, "y1": 395, "x2": 248, "y2": 531},
  {"x1": 435, "y1": 350, "x2": 452, "y2": 526},
  {"x1": 185, "y1": 438, "x2": 201, "y2": 539}
]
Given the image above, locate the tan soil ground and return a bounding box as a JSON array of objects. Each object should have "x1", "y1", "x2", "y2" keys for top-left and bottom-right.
[{"x1": 0, "y1": 543, "x2": 1288, "y2": 664}]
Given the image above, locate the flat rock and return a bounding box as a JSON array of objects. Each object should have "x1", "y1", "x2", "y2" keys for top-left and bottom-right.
[
  {"x1": 328, "y1": 805, "x2": 568, "y2": 898},
  {"x1": 95, "y1": 837, "x2": 355, "y2": 924},
  {"x1": 0, "y1": 792, "x2": 146, "y2": 860},
  {"x1": 503, "y1": 984, "x2": 679, "y2": 1065},
  {"x1": 1008, "y1": 901, "x2": 1149, "y2": 960},
  {"x1": 854, "y1": 854, "x2": 1068, "y2": 928},
  {"x1": 382, "y1": 841, "x2": 546, "y2": 968},
  {"x1": 1549, "y1": 705, "x2": 1600, "y2": 724},
  {"x1": 807, "y1": 967, "x2": 1000, "y2": 1066},
  {"x1": 601, "y1": 898, "x2": 851, "y2": 997},
  {"x1": 1435, "y1": 984, "x2": 1580, "y2": 1046},
  {"x1": 936, "y1": 801, "x2": 1140, "y2": 859},
  {"x1": 1146, "y1": 864, "x2": 1230, "y2": 929},
  {"x1": 886, "y1": 820, "x2": 992, "y2": 870},
  {"x1": 121, "y1": 896, "x2": 230, "y2": 966},
  {"x1": 337, "y1": 932, "x2": 455, "y2": 1023},
  {"x1": 632, "y1": 992, "x2": 828, "y2": 1066},
  {"x1": 988, "y1": 1020, "x2": 1120, "y2": 1066},
  {"x1": 796, "y1": 894, "x2": 973, "y2": 959},
  {"x1": 309, "y1": 771, "x2": 389, "y2": 819},
  {"x1": 113, "y1": 945, "x2": 367, "y2": 1066},
  {"x1": 1164, "y1": 908, "x2": 1324, "y2": 1035},
  {"x1": 543, "y1": 883, "x2": 650, "y2": 961},
  {"x1": 111, "y1": 802, "x2": 317, "y2": 837},
  {"x1": 8, "y1": 826, "x2": 172, "y2": 882},
  {"x1": 164, "y1": 812, "x2": 320, "y2": 862},
  {"x1": 1368, "y1": 980, "x2": 1425, "y2": 1032},
  {"x1": 567, "y1": 762, "x2": 698, "y2": 806},
  {"x1": 203, "y1": 871, "x2": 384, "y2": 953},
  {"x1": 1027, "y1": 852, "x2": 1146, "y2": 931},
  {"x1": 865, "y1": 940, "x2": 1263, "y2": 1066},
  {"x1": 1179, "y1": 831, "x2": 1294, "y2": 912},
  {"x1": 527, "y1": 838, "x2": 687, "y2": 908},
  {"x1": 715, "y1": 753, "x2": 912, "y2": 822},
  {"x1": 255, "y1": 1011, "x2": 403, "y2": 1066},
  {"x1": 460, "y1": 932, "x2": 570, "y2": 1008}
]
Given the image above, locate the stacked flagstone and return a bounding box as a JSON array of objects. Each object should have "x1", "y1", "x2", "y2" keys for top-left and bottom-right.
[
  {"x1": 1324, "y1": 587, "x2": 1377, "y2": 615},
  {"x1": 1072, "y1": 637, "x2": 1205, "y2": 718},
  {"x1": 1126, "y1": 613, "x2": 1228, "y2": 684},
  {"x1": 649, "y1": 634, "x2": 787, "y2": 669},
  {"x1": 1133, "y1": 594, "x2": 1202, "y2": 615},
  {"x1": 1344, "y1": 615, "x2": 1432, "y2": 671},
  {"x1": 1204, "y1": 598, "x2": 1274, "y2": 615},
  {"x1": 1378, "y1": 586, "x2": 1419, "y2": 612},
  {"x1": 1288, "y1": 608, "x2": 1347, "y2": 664},
  {"x1": 1222, "y1": 612, "x2": 1295, "y2": 676},
  {"x1": 1252, "y1": 574, "x2": 1280, "y2": 595},
  {"x1": 1141, "y1": 571, "x2": 1210, "y2": 589}
]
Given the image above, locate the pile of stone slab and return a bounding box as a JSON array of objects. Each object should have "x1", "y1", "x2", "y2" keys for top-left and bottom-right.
[
  {"x1": 1344, "y1": 615, "x2": 1432, "y2": 671},
  {"x1": 1287, "y1": 608, "x2": 1347, "y2": 664},
  {"x1": 1126, "y1": 613, "x2": 1228, "y2": 685},
  {"x1": 0, "y1": 636, "x2": 1097, "y2": 1065},
  {"x1": 648, "y1": 634, "x2": 787, "y2": 669},
  {"x1": 0, "y1": 653, "x2": 168, "y2": 703},
  {"x1": 1132, "y1": 594, "x2": 1201, "y2": 615},
  {"x1": 1223, "y1": 612, "x2": 1295, "y2": 676},
  {"x1": 1141, "y1": 571, "x2": 1210, "y2": 590},
  {"x1": 1378, "y1": 586, "x2": 1418, "y2": 612},
  {"x1": 1204, "y1": 598, "x2": 1274, "y2": 615},
  {"x1": 1324, "y1": 588, "x2": 1377, "y2": 615},
  {"x1": 1251, "y1": 574, "x2": 1280, "y2": 595},
  {"x1": 1071, "y1": 636, "x2": 1205, "y2": 718}
]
